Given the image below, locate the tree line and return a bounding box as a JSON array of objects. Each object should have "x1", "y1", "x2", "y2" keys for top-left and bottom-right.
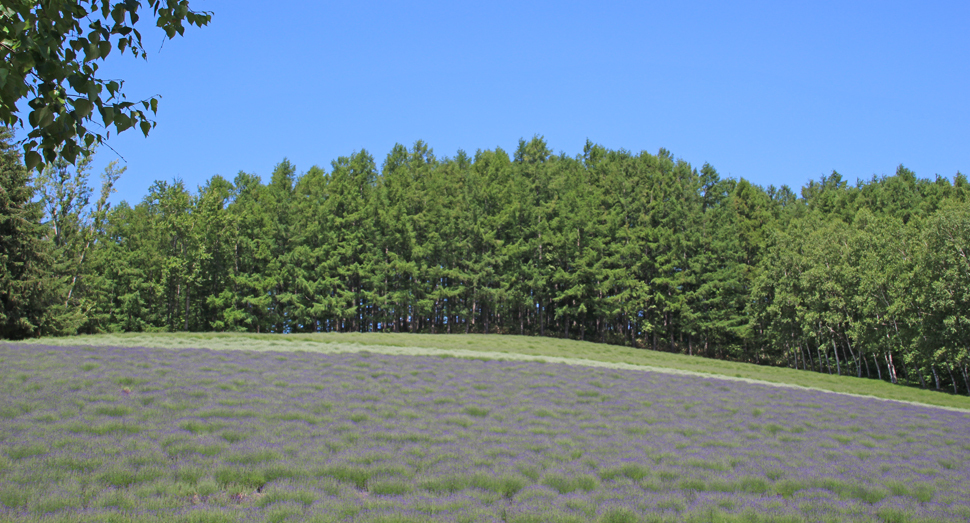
[{"x1": 2, "y1": 130, "x2": 968, "y2": 394}]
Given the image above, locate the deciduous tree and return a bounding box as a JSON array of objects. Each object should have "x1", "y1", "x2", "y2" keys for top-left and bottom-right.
[{"x1": 1, "y1": 0, "x2": 211, "y2": 168}]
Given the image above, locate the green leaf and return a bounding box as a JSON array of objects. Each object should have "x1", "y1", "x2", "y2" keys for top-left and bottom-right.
[
  {"x1": 37, "y1": 107, "x2": 53, "y2": 127},
  {"x1": 100, "y1": 106, "x2": 114, "y2": 126},
  {"x1": 73, "y1": 98, "x2": 93, "y2": 118},
  {"x1": 41, "y1": 146, "x2": 56, "y2": 164},
  {"x1": 24, "y1": 150, "x2": 41, "y2": 170},
  {"x1": 112, "y1": 5, "x2": 126, "y2": 24},
  {"x1": 114, "y1": 113, "x2": 131, "y2": 132},
  {"x1": 84, "y1": 44, "x2": 98, "y2": 62},
  {"x1": 61, "y1": 142, "x2": 79, "y2": 164},
  {"x1": 140, "y1": 120, "x2": 150, "y2": 136}
]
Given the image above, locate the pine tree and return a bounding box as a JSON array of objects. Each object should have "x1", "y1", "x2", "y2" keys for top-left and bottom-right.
[{"x1": 0, "y1": 128, "x2": 67, "y2": 338}]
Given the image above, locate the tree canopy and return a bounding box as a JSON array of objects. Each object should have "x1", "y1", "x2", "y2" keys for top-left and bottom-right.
[
  {"x1": 5, "y1": 131, "x2": 970, "y2": 396},
  {"x1": 0, "y1": 0, "x2": 211, "y2": 169}
]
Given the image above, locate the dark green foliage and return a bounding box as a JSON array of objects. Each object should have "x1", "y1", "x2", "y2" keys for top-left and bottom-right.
[
  {"x1": 0, "y1": 128, "x2": 74, "y2": 338},
  {"x1": 0, "y1": 1, "x2": 211, "y2": 168},
  {"x1": 7, "y1": 135, "x2": 970, "y2": 395}
]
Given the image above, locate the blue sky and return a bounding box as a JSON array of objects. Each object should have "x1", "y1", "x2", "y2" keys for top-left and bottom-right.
[{"x1": 56, "y1": 0, "x2": 969, "y2": 204}]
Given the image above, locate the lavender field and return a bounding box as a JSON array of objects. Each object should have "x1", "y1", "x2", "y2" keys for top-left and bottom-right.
[{"x1": 1, "y1": 344, "x2": 968, "y2": 523}]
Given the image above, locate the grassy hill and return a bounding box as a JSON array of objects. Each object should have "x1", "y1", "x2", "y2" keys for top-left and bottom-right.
[{"x1": 21, "y1": 332, "x2": 970, "y2": 412}]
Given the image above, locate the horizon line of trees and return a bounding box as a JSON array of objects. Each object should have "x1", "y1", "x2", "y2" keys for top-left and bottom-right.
[{"x1": 2, "y1": 130, "x2": 969, "y2": 395}]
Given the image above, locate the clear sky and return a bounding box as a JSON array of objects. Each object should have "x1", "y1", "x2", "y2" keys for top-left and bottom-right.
[{"x1": 57, "y1": 0, "x2": 969, "y2": 205}]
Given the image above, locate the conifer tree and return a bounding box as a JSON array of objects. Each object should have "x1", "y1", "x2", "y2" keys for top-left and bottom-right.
[{"x1": 0, "y1": 128, "x2": 80, "y2": 337}]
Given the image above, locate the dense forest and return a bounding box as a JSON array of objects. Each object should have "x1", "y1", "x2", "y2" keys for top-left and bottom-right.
[{"x1": 2, "y1": 129, "x2": 968, "y2": 394}]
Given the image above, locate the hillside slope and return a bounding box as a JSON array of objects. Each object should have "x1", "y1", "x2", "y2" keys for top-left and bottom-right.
[{"x1": 22, "y1": 332, "x2": 970, "y2": 411}]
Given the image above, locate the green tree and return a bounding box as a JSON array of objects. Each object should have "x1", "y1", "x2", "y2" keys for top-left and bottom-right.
[
  {"x1": 852, "y1": 209, "x2": 913, "y2": 384},
  {"x1": 228, "y1": 171, "x2": 274, "y2": 332},
  {"x1": 34, "y1": 154, "x2": 124, "y2": 331},
  {"x1": 1, "y1": 0, "x2": 211, "y2": 168},
  {"x1": 465, "y1": 146, "x2": 515, "y2": 334},
  {"x1": 693, "y1": 176, "x2": 749, "y2": 359},
  {"x1": 913, "y1": 202, "x2": 970, "y2": 393},
  {"x1": 325, "y1": 150, "x2": 377, "y2": 332},
  {"x1": 140, "y1": 178, "x2": 196, "y2": 331},
  {"x1": 96, "y1": 200, "x2": 154, "y2": 331},
  {"x1": 288, "y1": 165, "x2": 330, "y2": 332},
  {"x1": 192, "y1": 174, "x2": 236, "y2": 331},
  {"x1": 514, "y1": 136, "x2": 554, "y2": 336},
  {"x1": 0, "y1": 127, "x2": 62, "y2": 337},
  {"x1": 263, "y1": 159, "x2": 297, "y2": 332},
  {"x1": 375, "y1": 144, "x2": 417, "y2": 332}
]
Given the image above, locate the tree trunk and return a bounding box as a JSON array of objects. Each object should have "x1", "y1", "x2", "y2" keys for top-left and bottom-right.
[
  {"x1": 410, "y1": 304, "x2": 416, "y2": 333},
  {"x1": 630, "y1": 316, "x2": 637, "y2": 347},
  {"x1": 818, "y1": 344, "x2": 829, "y2": 374},
  {"x1": 184, "y1": 286, "x2": 190, "y2": 332},
  {"x1": 831, "y1": 339, "x2": 841, "y2": 376},
  {"x1": 961, "y1": 361, "x2": 970, "y2": 396},
  {"x1": 886, "y1": 353, "x2": 897, "y2": 384},
  {"x1": 947, "y1": 363, "x2": 957, "y2": 394},
  {"x1": 668, "y1": 313, "x2": 675, "y2": 352},
  {"x1": 538, "y1": 300, "x2": 546, "y2": 336},
  {"x1": 842, "y1": 333, "x2": 860, "y2": 377},
  {"x1": 484, "y1": 302, "x2": 490, "y2": 335}
]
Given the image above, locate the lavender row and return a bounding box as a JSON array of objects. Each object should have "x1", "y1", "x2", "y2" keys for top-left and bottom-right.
[{"x1": 0, "y1": 344, "x2": 968, "y2": 522}]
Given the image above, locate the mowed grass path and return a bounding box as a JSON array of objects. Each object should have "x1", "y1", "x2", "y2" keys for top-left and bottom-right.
[{"x1": 26, "y1": 332, "x2": 970, "y2": 412}]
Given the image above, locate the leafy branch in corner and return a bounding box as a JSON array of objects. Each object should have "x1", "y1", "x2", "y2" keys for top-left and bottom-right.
[{"x1": 0, "y1": 0, "x2": 211, "y2": 170}]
